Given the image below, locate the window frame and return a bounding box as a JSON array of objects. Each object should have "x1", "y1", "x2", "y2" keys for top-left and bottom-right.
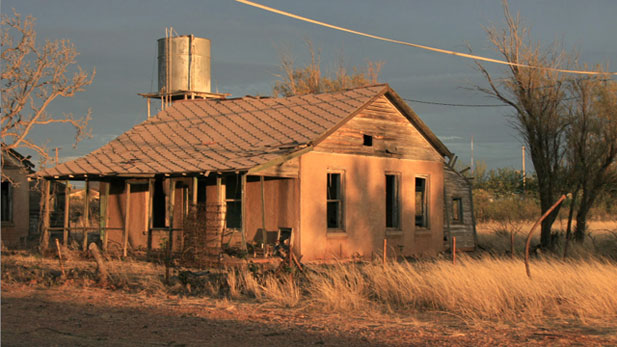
[
  {"x1": 415, "y1": 176, "x2": 429, "y2": 229},
  {"x1": 385, "y1": 172, "x2": 401, "y2": 230},
  {"x1": 451, "y1": 197, "x2": 464, "y2": 224},
  {"x1": 224, "y1": 174, "x2": 242, "y2": 229},
  {"x1": 326, "y1": 171, "x2": 345, "y2": 232}
]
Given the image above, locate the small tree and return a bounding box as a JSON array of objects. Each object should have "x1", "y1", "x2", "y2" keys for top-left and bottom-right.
[
  {"x1": 474, "y1": 2, "x2": 569, "y2": 248},
  {"x1": 273, "y1": 41, "x2": 382, "y2": 97},
  {"x1": 1, "y1": 10, "x2": 94, "y2": 179}
]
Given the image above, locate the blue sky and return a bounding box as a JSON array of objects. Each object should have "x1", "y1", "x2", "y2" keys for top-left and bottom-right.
[{"x1": 4, "y1": 0, "x2": 617, "y2": 171}]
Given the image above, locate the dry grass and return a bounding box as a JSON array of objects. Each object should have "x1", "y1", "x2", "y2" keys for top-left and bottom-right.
[{"x1": 3, "y1": 237, "x2": 617, "y2": 328}]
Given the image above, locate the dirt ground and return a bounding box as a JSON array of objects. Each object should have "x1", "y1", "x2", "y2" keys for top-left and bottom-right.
[{"x1": 3, "y1": 282, "x2": 616, "y2": 347}]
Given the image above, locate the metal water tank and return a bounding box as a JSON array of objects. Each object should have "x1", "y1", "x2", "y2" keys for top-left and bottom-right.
[{"x1": 158, "y1": 35, "x2": 211, "y2": 94}]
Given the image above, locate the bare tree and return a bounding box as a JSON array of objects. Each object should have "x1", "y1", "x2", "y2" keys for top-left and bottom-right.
[
  {"x1": 474, "y1": 2, "x2": 569, "y2": 248},
  {"x1": 273, "y1": 41, "x2": 382, "y2": 97},
  {"x1": 565, "y1": 74, "x2": 617, "y2": 244},
  {"x1": 1, "y1": 10, "x2": 94, "y2": 180}
]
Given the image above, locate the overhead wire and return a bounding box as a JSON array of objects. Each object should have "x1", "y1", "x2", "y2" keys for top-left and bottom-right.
[{"x1": 236, "y1": 0, "x2": 617, "y2": 76}]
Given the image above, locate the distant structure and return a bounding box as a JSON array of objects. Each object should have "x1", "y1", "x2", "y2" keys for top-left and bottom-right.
[{"x1": 139, "y1": 29, "x2": 228, "y2": 118}]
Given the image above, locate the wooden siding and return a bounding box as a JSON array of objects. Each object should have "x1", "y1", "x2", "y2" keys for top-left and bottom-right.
[
  {"x1": 443, "y1": 165, "x2": 476, "y2": 250},
  {"x1": 253, "y1": 156, "x2": 300, "y2": 178},
  {"x1": 314, "y1": 95, "x2": 443, "y2": 162}
]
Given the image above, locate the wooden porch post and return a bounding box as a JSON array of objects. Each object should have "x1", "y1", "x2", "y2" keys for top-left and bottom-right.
[
  {"x1": 168, "y1": 178, "x2": 175, "y2": 254},
  {"x1": 240, "y1": 173, "x2": 247, "y2": 251},
  {"x1": 260, "y1": 175, "x2": 267, "y2": 249},
  {"x1": 40, "y1": 180, "x2": 51, "y2": 252},
  {"x1": 63, "y1": 181, "x2": 70, "y2": 246},
  {"x1": 123, "y1": 181, "x2": 130, "y2": 257},
  {"x1": 82, "y1": 179, "x2": 90, "y2": 251},
  {"x1": 147, "y1": 178, "x2": 154, "y2": 255},
  {"x1": 100, "y1": 182, "x2": 109, "y2": 251},
  {"x1": 192, "y1": 177, "x2": 198, "y2": 205}
]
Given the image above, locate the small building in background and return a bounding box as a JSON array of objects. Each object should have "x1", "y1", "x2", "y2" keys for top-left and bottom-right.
[{"x1": 1, "y1": 149, "x2": 36, "y2": 247}]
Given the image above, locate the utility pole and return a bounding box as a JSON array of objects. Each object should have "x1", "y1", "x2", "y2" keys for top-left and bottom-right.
[
  {"x1": 470, "y1": 136, "x2": 474, "y2": 175},
  {"x1": 522, "y1": 145, "x2": 526, "y2": 192},
  {"x1": 54, "y1": 147, "x2": 60, "y2": 166}
]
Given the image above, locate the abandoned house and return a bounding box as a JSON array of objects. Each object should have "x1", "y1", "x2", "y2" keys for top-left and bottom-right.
[{"x1": 35, "y1": 35, "x2": 475, "y2": 260}]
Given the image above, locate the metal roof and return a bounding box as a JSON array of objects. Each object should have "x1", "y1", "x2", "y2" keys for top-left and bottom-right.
[{"x1": 39, "y1": 84, "x2": 452, "y2": 179}]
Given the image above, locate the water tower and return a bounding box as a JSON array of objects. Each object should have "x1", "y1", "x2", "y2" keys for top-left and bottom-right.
[{"x1": 140, "y1": 29, "x2": 227, "y2": 118}]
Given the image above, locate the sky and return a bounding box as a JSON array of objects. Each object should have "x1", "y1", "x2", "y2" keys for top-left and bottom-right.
[{"x1": 4, "y1": 0, "x2": 617, "y2": 172}]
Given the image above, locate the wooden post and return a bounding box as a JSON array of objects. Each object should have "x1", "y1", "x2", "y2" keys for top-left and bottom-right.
[
  {"x1": 383, "y1": 238, "x2": 387, "y2": 264},
  {"x1": 55, "y1": 238, "x2": 66, "y2": 278},
  {"x1": 63, "y1": 181, "x2": 70, "y2": 246},
  {"x1": 82, "y1": 180, "x2": 90, "y2": 251},
  {"x1": 168, "y1": 178, "x2": 175, "y2": 254},
  {"x1": 240, "y1": 173, "x2": 247, "y2": 251},
  {"x1": 147, "y1": 98, "x2": 151, "y2": 119},
  {"x1": 510, "y1": 230, "x2": 515, "y2": 259},
  {"x1": 452, "y1": 236, "x2": 457, "y2": 265},
  {"x1": 147, "y1": 179, "x2": 154, "y2": 255},
  {"x1": 260, "y1": 175, "x2": 267, "y2": 250},
  {"x1": 40, "y1": 180, "x2": 51, "y2": 252},
  {"x1": 123, "y1": 181, "x2": 131, "y2": 257},
  {"x1": 89, "y1": 243, "x2": 109, "y2": 285},
  {"x1": 100, "y1": 182, "x2": 109, "y2": 252},
  {"x1": 192, "y1": 177, "x2": 198, "y2": 205}
]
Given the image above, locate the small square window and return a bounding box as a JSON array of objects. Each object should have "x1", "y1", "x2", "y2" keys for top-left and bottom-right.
[{"x1": 363, "y1": 134, "x2": 373, "y2": 147}]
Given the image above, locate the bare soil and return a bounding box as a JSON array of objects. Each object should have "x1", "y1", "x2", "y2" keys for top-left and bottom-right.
[{"x1": 3, "y1": 282, "x2": 616, "y2": 346}]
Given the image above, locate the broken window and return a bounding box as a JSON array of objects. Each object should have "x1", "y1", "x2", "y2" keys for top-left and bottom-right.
[
  {"x1": 225, "y1": 175, "x2": 242, "y2": 229},
  {"x1": 415, "y1": 177, "x2": 428, "y2": 228},
  {"x1": 385, "y1": 174, "x2": 400, "y2": 229},
  {"x1": 327, "y1": 172, "x2": 344, "y2": 230},
  {"x1": 363, "y1": 134, "x2": 373, "y2": 146},
  {"x1": 1, "y1": 181, "x2": 12, "y2": 222},
  {"x1": 452, "y1": 197, "x2": 463, "y2": 224}
]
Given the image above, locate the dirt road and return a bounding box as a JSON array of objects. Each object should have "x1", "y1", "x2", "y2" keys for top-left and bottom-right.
[{"x1": 3, "y1": 283, "x2": 615, "y2": 346}]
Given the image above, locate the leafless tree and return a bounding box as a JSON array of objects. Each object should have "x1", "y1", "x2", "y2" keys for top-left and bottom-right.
[
  {"x1": 1, "y1": 10, "x2": 94, "y2": 181},
  {"x1": 565, "y1": 73, "x2": 617, "y2": 244},
  {"x1": 273, "y1": 41, "x2": 382, "y2": 97},
  {"x1": 474, "y1": 2, "x2": 570, "y2": 248}
]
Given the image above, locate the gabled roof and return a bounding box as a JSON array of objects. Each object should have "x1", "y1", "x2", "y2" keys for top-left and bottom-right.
[
  {"x1": 2, "y1": 147, "x2": 35, "y2": 173},
  {"x1": 39, "y1": 84, "x2": 452, "y2": 179}
]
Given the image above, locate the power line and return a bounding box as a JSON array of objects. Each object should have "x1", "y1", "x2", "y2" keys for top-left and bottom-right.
[
  {"x1": 237, "y1": 0, "x2": 617, "y2": 76},
  {"x1": 403, "y1": 98, "x2": 506, "y2": 107}
]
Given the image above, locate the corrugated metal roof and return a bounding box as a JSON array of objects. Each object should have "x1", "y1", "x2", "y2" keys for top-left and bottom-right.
[{"x1": 40, "y1": 84, "x2": 393, "y2": 178}]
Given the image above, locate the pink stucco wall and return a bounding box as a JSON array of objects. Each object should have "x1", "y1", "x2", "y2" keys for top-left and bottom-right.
[{"x1": 298, "y1": 151, "x2": 444, "y2": 261}]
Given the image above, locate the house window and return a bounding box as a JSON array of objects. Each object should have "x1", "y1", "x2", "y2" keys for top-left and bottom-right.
[
  {"x1": 452, "y1": 197, "x2": 463, "y2": 224},
  {"x1": 1, "y1": 181, "x2": 12, "y2": 222},
  {"x1": 363, "y1": 134, "x2": 373, "y2": 146},
  {"x1": 225, "y1": 175, "x2": 242, "y2": 229},
  {"x1": 385, "y1": 174, "x2": 400, "y2": 229},
  {"x1": 415, "y1": 177, "x2": 428, "y2": 228},
  {"x1": 327, "y1": 172, "x2": 344, "y2": 230}
]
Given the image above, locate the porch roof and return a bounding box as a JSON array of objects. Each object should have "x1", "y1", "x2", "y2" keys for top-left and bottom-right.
[{"x1": 38, "y1": 84, "x2": 452, "y2": 179}]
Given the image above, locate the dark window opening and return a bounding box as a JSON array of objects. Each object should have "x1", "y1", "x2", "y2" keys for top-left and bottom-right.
[
  {"x1": 153, "y1": 178, "x2": 167, "y2": 228},
  {"x1": 415, "y1": 177, "x2": 428, "y2": 228},
  {"x1": 452, "y1": 197, "x2": 463, "y2": 224},
  {"x1": 225, "y1": 175, "x2": 242, "y2": 229},
  {"x1": 1, "y1": 181, "x2": 12, "y2": 222},
  {"x1": 363, "y1": 134, "x2": 373, "y2": 146},
  {"x1": 197, "y1": 178, "x2": 207, "y2": 204},
  {"x1": 327, "y1": 173, "x2": 343, "y2": 229},
  {"x1": 386, "y1": 174, "x2": 400, "y2": 229}
]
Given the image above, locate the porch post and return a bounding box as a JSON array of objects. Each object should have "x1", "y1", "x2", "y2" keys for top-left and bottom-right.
[
  {"x1": 168, "y1": 178, "x2": 175, "y2": 254},
  {"x1": 40, "y1": 179, "x2": 51, "y2": 252},
  {"x1": 82, "y1": 179, "x2": 90, "y2": 251},
  {"x1": 147, "y1": 178, "x2": 154, "y2": 255},
  {"x1": 260, "y1": 175, "x2": 267, "y2": 249},
  {"x1": 240, "y1": 173, "x2": 247, "y2": 251},
  {"x1": 123, "y1": 181, "x2": 130, "y2": 257},
  {"x1": 63, "y1": 180, "x2": 70, "y2": 246},
  {"x1": 100, "y1": 182, "x2": 109, "y2": 251}
]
